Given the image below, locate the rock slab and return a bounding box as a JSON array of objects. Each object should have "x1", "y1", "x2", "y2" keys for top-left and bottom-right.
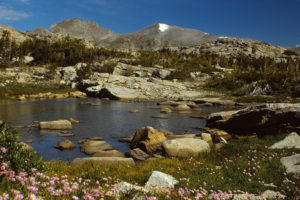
[{"x1": 163, "y1": 138, "x2": 210, "y2": 157}]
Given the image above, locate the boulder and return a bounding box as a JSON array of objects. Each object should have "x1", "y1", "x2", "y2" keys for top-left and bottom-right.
[
  {"x1": 163, "y1": 138, "x2": 210, "y2": 157},
  {"x1": 55, "y1": 139, "x2": 75, "y2": 150},
  {"x1": 201, "y1": 133, "x2": 213, "y2": 146},
  {"x1": 39, "y1": 120, "x2": 72, "y2": 130},
  {"x1": 125, "y1": 148, "x2": 150, "y2": 161},
  {"x1": 130, "y1": 127, "x2": 167, "y2": 155},
  {"x1": 173, "y1": 104, "x2": 191, "y2": 111},
  {"x1": 92, "y1": 150, "x2": 124, "y2": 157},
  {"x1": 280, "y1": 154, "x2": 300, "y2": 174},
  {"x1": 80, "y1": 140, "x2": 113, "y2": 155},
  {"x1": 96, "y1": 85, "x2": 140, "y2": 100},
  {"x1": 207, "y1": 104, "x2": 300, "y2": 135},
  {"x1": 269, "y1": 132, "x2": 300, "y2": 149},
  {"x1": 160, "y1": 108, "x2": 172, "y2": 114},
  {"x1": 145, "y1": 171, "x2": 178, "y2": 190},
  {"x1": 70, "y1": 157, "x2": 135, "y2": 166}
]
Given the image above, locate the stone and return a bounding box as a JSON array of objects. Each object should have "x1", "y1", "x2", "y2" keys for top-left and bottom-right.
[
  {"x1": 55, "y1": 139, "x2": 75, "y2": 150},
  {"x1": 60, "y1": 66, "x2": 77, "y2": 85},
  {"x1": 207, "y1": 103, "x2": 300, "y2": 135},
  {"x1": 115, "y1": 182, "x2": 148, "y2": 193},
  {"x1": 118, "y1": 137, "x2": 132, "y2": 143},
  {"x1": 92, "y1": 150, "x2": 124, "y2": 157},
  {"x1": 125, "y1": 148, "x2": 150, "y2": 161},
  {"x1": 173, "y1": 104, "x2": 191, "y2": 111},
  {"x1": 261, "y1": 190, "x2": 285, "y2": 199},
  {"x1": 269, "y1": 132, "x2": 300, "y2": 149},
  {"x1": 130, "y1": 127, "x2": 167, "y2": 155},
  {"x1": 130, "y1": 109, "x2": 139, "y2": 113},
  {"x1": 201, "y1": 133, "x2": 213, "y2": 146},
  {"x1": 166, "y1": 134, "x2": 196, "y2": 139},
  {"x1": 280, "y1": 154, "x2": 300, "y2": 174},
  {"x1": 210, "y1": 129, "x2": 232, "y2": 143},
  {"x1": 70, "y1": 157, "x2": 135, "y2": 166},
  {"x1": 80, "y1": 140, "x2": 113, "y2": 155},
  {"x1": 69, "y1": 118, "x2": 79, "y2": 124},
  {"x1": 207, "y1": 110, "x2": 239, "y2": 123},
  {"x1": 163, "y1": 138, "x2": 210, "y2": 157},
  {"x1": 160, "y1": 108, "x2": 172, "y2": 114},
  {"x1": 145, "y1": 171, "x2": 178, "y2": 190},
  {"x1": 39, "y1": 120, "x2": 72, "y2": 130}
]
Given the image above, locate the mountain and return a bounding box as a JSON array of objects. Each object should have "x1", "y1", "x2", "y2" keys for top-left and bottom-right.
[
  {"x1": 27, "y1": 27, "x2": 53, "y2": 37},
  {"x1": 137, "y1": 23, "x2": 217, "y2": 47},
  {"x1": 49, "y1": 18, "x2": 119, "y2": 45}
]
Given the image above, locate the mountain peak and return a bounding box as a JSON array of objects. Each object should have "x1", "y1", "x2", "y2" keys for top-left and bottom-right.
[{"x1": 158, "y1": 23, "x2": 169, "y2": 32}]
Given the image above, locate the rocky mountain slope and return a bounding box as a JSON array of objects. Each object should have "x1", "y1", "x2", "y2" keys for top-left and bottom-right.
[{"x1": 137, "y1": 23, "x2": 217, "y2": 47}]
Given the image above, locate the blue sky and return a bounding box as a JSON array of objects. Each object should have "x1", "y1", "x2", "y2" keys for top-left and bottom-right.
[{"x1": 0, "y1": 0, "x2": 299, "y2": 47}]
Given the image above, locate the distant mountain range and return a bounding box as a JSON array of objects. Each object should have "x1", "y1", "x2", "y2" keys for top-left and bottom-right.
[
  {"x1": 26, "y1": 18, "x2": 217, "y2": 50},
  {"x1": 0, "y1": 18, "x2": 294, "y2": 56}
]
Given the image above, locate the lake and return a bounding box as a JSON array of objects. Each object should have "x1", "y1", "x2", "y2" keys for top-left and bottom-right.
[{"x1": 0, "y1": 98, "x2": 221, "y2": 161}]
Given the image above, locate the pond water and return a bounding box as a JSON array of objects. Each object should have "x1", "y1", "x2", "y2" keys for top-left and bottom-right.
[{"x1": 0, "y1": 98, "x2": 221, "y2": 161}]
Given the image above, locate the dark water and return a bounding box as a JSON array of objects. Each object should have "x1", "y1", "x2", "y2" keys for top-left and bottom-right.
[{"x1": 0, "y1": 98, "x2": 221, "y2": 161}]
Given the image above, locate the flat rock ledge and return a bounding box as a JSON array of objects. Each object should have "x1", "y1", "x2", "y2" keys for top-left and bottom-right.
[{"x1": 70, "y1": 157, "x2": 135, "y2": 166}]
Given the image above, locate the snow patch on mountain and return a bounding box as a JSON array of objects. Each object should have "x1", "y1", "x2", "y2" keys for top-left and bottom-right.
[{"x1": 158, "y1": 23, "x2": 169, "y2": 32}]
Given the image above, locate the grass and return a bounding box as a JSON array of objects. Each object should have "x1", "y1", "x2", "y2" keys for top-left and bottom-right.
[
  {"x1": 0, "y1": 82, "x2": 76, "y2": 97},
  {"x1": 0, "y1": 121, "x2": 299, "y2": 199},
  {"x1": 41, "y1": 134, "x2": 300, "y2": 199}
]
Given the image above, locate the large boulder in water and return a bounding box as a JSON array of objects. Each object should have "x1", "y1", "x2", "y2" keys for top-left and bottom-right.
[
  {"x1": 130, "y1": 127, "x2": 167, "y2": 155},
  {"x1": 207, "y1": 103, "x2": 300, "y2": 135},
  {"x1": 80, "y1": 140, "x2": 113, "y2": 155},
  {"x1": 40, "y1": 120, "x2": 72, "y2": 130}
]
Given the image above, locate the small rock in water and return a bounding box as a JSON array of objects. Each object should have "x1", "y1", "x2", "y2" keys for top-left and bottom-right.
[
  {"x1": 69, "y1": 118, "x2": 79, "y2": 124},
  {"x1": 55, "y1": 139, "x2": 75, "y2": 151},
  {"x1": 160, "y1": 108, "x2": 172, "y2": 114},
  {"x1": 130, "y1": 109, "x2": 139, "y2": 113},
  {"x1": 24, "y1": 140, "x2": 33, "y2": 143}
]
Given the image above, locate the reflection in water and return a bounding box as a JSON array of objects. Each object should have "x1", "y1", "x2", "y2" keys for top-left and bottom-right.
[{"x1": 0, "y1": 98, "x2": 221, "y2": 161}]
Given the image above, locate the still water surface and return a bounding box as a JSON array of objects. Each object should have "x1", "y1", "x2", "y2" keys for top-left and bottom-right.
[{"x1": 0, "y1": 98, "x2": 221, "y2": 161}]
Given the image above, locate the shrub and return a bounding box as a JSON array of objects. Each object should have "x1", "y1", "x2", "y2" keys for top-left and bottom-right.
[{"x1": 0, "y1": 121, "x2": 45, "y2": 173}]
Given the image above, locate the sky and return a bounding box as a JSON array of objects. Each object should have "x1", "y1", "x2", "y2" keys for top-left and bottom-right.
[{"x1": 0, "y1": 0, "x2": 299, "y2": 47}]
